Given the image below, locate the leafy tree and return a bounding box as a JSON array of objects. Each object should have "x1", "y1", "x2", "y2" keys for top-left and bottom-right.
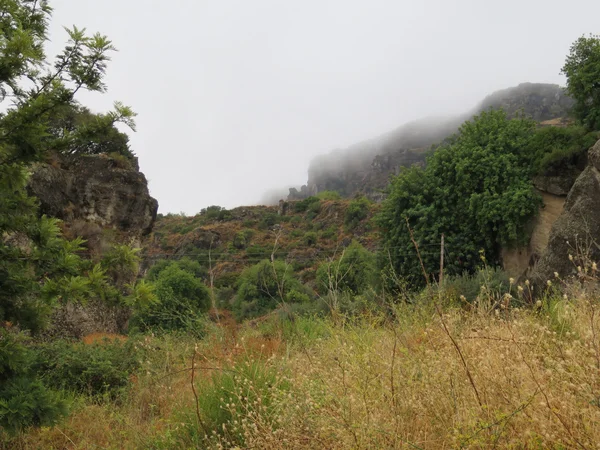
[
  {"x1": 562, "y1": 34, "x2": 600, "y2": 130},
  {"x1": 0, "y1": 0, "x2": 135, "y2": 432},
  {"x1": 378, "y1": 110, "x2": 541, "y2": 287},
  {"x1": 316, "y1": 241, "x2": 376, "y2": 295}
]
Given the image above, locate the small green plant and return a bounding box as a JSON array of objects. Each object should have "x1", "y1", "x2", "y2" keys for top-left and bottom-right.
[
  {"x1": 292, "y1": 196, "x2": 320, "y2": 213},
  {"x1": 184, "y1": 359, "x2": 291, "y2": 447},
  {"x1": 344, "y1": 195, "x2": 370, "y2": 230},
  {"x1": 304, "y1": 231, "x2": 318, "y2": 247},
  {"x1": 316, "y1": 190, "x2": 342, "y2": 201}
]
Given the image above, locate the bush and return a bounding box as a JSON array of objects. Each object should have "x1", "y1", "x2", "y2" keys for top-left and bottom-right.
[
  {"x1": 316, "y1": 241, "x2": 376, "y2": 295},
  {"x1": 32, "y1": 338, "x2": 141, "y2": 399},
  {"x1": 304, "y1": 231, "x2": 318, "y2": 247},
  {"x1": 179, "y1": 360, "x2": 291, "y2": 448},
  {"x1": 444, "y1": 267, "x2": 512, "y2": 304},
  {"x1": 258, "y1": 213, "x2": 280, "y2": 230},
  {"x1": 0, "y1": 332, "x2": 68, "y2": 434},
  {"x1": 132, "y1": 262, "x2": 211, "y2": 334},
  {"x1": 292, "y1": 196, "x2": 320, "y2": 213},
  {"x1": 344, "y1": 196, "x2": 370, "y2": 230},
  {"x1": 524, "y1": 125, "x2": 599, "y2": 174},
  {"x1": 199, "y1": 206, "x2": 232, "y2": 221},
  {"x1": 234, "y1": 260, "x2": 312, "y2": 320},
  {"x1": 316, "y1": 190, "x2": 342, "y2": 201}
]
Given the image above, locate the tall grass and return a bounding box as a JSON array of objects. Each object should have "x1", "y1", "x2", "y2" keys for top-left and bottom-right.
[{"x1": 9, "y1": 288, "x2": 600, "y2": 449}]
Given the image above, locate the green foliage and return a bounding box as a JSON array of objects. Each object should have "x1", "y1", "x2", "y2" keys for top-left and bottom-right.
[
  {"x1": 344, "y1": 195, "x2": 370, "y2": 230},
  {"x1": 524, "y1": 125, "x2": 599, "y2": 174},
  {"x1": 561, "y1": 34, "x2": 600, "y2": 130},
  {"x1": 304, "y1": 231, "x2": 318, "y2": 247},
  {"x1": 132, "y1": 261, "x2": 210, "y2": 334},
  {"x1": 258, "y1": 213, "x2": 280, "y2": 230},
  {"x1": 378, "y1": 110, "x2": 541, "y2": 287},
  {"x1": 32, "y1": 338, "x2": 140, "y2": 399},
  {"x1": 232, "y1": 229, "x2": 254, "y2": 250},
  {"x1": 234, "y1": 260, "x2": 311, "y2": 320},
  {"x1": 246, "y1": 244, "x2": 271, "y2": 260},
  {"x1": 316, "y1": 241, "x2": 376, "y2": 295},
  {"x1": 292, "y1": 196, "x2": 320, "y2": 213},
  {"x1": 320, "y1": 226, "x2": 338, "y2": 241},
  {"x1": 199, "y1": 206, "x2": 232, "y2": 221},
  {"x1": 316, "y1": 190, "x2": 342, "y2": 201},
  {"x1": 444, "y1": 267, "x2": 512, "y2": 303},
  {"x1": 0, "y1": 331, "x2": 68, "y2": 434},
  {"x1": 47, "y1": 104, "x2": 135, "y2": 158}
]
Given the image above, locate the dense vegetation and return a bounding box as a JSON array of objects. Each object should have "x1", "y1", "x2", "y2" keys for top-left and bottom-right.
[{"x1": 3, "y1": 2, "x2": 600, "y2": 447}]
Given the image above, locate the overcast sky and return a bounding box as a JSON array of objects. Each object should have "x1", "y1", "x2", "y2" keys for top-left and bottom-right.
[{"x1": 48, "y1": 0, "x2": 600, "y2": 214}]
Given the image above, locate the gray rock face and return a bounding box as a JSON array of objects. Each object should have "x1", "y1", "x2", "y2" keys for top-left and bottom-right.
[
  {"x1": 533, "y1": 173, "x2": 579, "y2": 196},
  {"x1": 28, "y1": 154, "x2": 158, "y2": 236},
  {"x1": 531, "y1": 140, "x2": 600, "y2": 285}
]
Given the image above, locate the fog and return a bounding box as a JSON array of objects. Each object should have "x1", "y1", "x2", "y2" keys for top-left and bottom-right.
[{"x1": 47, "y1": 0, "x2": 600, "y2": 214}]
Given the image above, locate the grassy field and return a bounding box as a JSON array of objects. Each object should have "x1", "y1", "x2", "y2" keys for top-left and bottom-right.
[{"x1": 8, "y1": 284, "x2": 600, "y2": 450}]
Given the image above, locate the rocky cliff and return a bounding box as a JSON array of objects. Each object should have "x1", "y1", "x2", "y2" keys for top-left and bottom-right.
[
  {"x1": 530, "y1": 138, "x2": 600, "y2": 287},
  {"x1": 28, "y1": 153, "x2": 158, "y2": 256},
  {"x1": 290, "y1": 83, "x2": 574, "y2": 201}
]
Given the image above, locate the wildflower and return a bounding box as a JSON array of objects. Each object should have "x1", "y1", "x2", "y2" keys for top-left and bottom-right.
[
  {"x1": 593, "y1": 262, "x2": 597, "y2": 271},
  {"x1": 569, "y1": 254, "x2": 574, "y2": 261},
  {"x1": 547, "y1": 280, "x2": 552, "y2": 287},
  {"x1": 578, "y1": 266, "x2": 582, "y2": 273},
  {"x1": 525, "y1": 279, "x2": 530, "y2": 286},
  {"x1": 459, "y1": 295, "x2": 466, "y2": 302},
  {"x1": 517, "y1": 286, "x2": 524, "y2": 293},
  {"x1": 563, "y1": 294, "x2": 568, "y2": 300},
  {"x1": 554, "y1": 272, "x2": 559, "y2": 278},
  {"x1": 536, "y1": 300, "x2": 542, "y2": 308},
  {"x1": 509, "y1": 277, "x2": 515, "y2": 285}
]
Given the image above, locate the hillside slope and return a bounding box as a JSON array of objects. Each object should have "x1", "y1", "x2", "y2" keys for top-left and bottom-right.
[{"x1": 290, "y1": 83, "x2": 573, "y2": 201}]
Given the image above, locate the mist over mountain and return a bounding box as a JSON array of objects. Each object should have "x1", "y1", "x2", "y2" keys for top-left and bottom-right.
[{"x1": 279, "y1": 82, "x2": 574, "y2": 202}]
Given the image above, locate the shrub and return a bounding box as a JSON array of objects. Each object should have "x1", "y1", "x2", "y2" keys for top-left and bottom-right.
[
  {"x1": 234, "y1": 260, "x2": 311, "y2": 320},
  {"x1": 0, "y1": 332, "x2": 68, "y2": 434},
  {"x1": 304, "y1": 231, "x2": 318, "y2": 247},
  {"x1": 292, "y1": 196, "x2": 320, "y2": 213},
  {"x1": 524, "y1": 125, "x2": 599, "y2": 174},
  {"x1": 132, "y1": 262, "x2": 211, "y2": 334},
  {"x1": 316, "y1": 190, "x2": 342, "y2": 201},
  {"x1": 258, "y1": 213, "x2": 280, "y2": 230},
  {"x1": 32, "y1": 338, "x2": 141, "y2": 399},
  {"x1": 344, "y1": 195, "x2": 370, "y2": 230},
  {"x1": 181, "y1": 360, "x2": 291, "y2": 448},
  {"x1": 316, "y1": 241, "x2": 376, "y2": 295}
]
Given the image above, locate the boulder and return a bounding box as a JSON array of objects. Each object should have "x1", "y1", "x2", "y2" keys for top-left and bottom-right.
[
  {"x1": 28, "y1": 154, "x2": 158, "y2": 238},
  {"x1": 531, "y1": 139, "x2": 600, "y2": 285}
]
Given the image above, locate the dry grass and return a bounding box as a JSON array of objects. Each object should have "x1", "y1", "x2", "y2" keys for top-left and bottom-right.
[{"x1": 10, "y1": 291, "x2": 600, "y2": 449}]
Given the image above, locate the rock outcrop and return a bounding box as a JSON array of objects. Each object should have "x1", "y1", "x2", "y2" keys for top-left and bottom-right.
[
  {"x1": 27, "y1": 153, "x2": 158, "y2": 338},
  {"x1": 28, "y1": 153, "x2": 158, "y2": 253},
  {"x1": 531, "y1": 139, "x2": 600, "y2": 285}
]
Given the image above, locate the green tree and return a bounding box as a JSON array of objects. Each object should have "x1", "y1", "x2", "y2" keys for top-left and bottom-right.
[
  {"x1": 0, "y1": 0, "x2": 135, "y2": 432},
  {"x1": 378, "y1": 110, "x2": 541, "y2": 287},
  {"x1": 561, "y1": 34, "x2": 600, "y2": 130}
]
